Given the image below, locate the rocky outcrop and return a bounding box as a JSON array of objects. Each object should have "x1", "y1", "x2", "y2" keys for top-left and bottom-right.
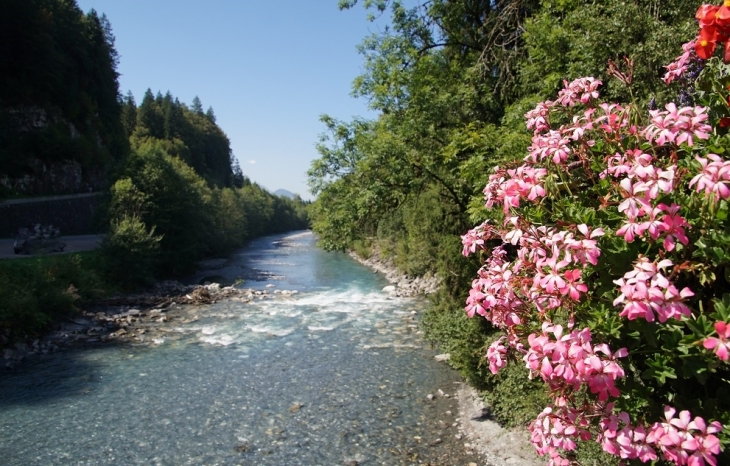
[
  {"x1": 0, "y1": 159, "x2": 104, "y2": 196},
  {"x1": 348, "y1": 250, "x2": 441, "y2": 297},
  {"x1": 1, "y1": 105, "x2": 107, "y2": 196}
]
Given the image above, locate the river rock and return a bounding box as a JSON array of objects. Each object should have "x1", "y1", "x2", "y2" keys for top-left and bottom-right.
[{"x1": 382, "y1": 285, "x2": 396, "y2": 293}]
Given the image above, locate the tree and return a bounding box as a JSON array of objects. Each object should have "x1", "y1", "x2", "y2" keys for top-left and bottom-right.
[
  {"x1": 191, "y1": 96, "x2": 204, "y2": 115},
  {"x1": 120, "y1": 90, "x2": 137, "y2": 136},
  {"x1": 205, "y1": 106, "x2": 216, "y2": 123}
]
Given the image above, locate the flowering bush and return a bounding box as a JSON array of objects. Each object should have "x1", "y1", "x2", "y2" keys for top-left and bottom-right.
[{"x1": 461, "y1": 5, "x2": 730, "y2": 464}]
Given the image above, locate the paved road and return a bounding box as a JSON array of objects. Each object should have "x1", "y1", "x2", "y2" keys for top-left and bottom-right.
[
  {"x1": 0, "y1": 234, "x2": 104, "y2": 260},
  {"x1": 0, "y1": 192, "x2": 100, "y2": 206}
]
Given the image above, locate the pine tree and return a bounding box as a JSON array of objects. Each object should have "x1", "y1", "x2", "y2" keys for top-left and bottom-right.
[
  {"x1": 191, "y1": 96, "x2": 204, "y2": 115},
  {"x1": 120, "y1": 91, "x2": 137, "y2": 136},
  {"x1": 205, "y1": 106, "x2": 216, "y2": 123}
]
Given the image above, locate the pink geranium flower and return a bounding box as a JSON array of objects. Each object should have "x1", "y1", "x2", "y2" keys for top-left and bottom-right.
[
  {"x1": 703, "y1": 321, "x2": 730, "y2": 361},
  {"x1": 662, "y1": 40, "x2": 696, "y2": 84},
  {"x1": 647, "y1": 407, "x2": 722, "y2": 466},
  {"x1": 525, "y1": 100, "x2": 554, "y2": 133},
  {"x1": 689, "y1": 154, "x2": 730, "y2": 201},
  {"x1": 486, "y1": 337, "x2": 508, "y2": 374},
  {"x1": 556, "y1": 77, "x2": 602, "y2": 107},
  {"x1": 643, "y1": 104, "x2": 711, "y2": 147}
]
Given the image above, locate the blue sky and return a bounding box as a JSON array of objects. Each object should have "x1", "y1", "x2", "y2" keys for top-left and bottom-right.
[{"x1": 75, "y1": 0, "x2": 385, "y2": 199}]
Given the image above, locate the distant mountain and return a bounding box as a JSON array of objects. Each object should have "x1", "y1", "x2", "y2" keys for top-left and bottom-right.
[{"x1": 274, "y1": 189, "x2": 297, "y2": 199}]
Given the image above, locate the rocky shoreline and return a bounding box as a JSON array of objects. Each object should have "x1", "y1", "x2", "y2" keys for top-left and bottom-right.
[
  {"x1": 1, "y1": 280, "x2": 299, "y2": 371},
  {"x1": 347, "y1": 251, "x2": 441, "y2": 297}
]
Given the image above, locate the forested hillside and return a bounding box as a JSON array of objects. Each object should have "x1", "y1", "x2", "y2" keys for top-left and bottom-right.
[
  {"x1": 0, "y1": 0, "x2": 309, "y2": 336},
  {"x1": 0, "y1": 0, "x2": 309, "y2": 262},
  {"x1": 106, "y1": 90, "x2": 310, "y2": 283},
  {"x1": 309, "y1": 1, "x2": 730, "y2": 464},
  {"x1": 0, "y1": 0, "x2": 126, "y2": 195},
  {"x1": 120, "y1": 91, "x2": 235, "y2": 188}
]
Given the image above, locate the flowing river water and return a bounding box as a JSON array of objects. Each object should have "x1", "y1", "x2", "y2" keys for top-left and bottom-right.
[{"x1": 0, "y1": 231, "x2": 481, "y2": 465}]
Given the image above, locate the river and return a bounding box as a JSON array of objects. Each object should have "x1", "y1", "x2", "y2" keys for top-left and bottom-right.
[{"x1": 0, "y1": 231, "x2": 480, "y2": 465}]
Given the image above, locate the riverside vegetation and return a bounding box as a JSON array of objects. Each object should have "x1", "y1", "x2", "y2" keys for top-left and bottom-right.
[
  {"x1": 308, "y1": 1, "x2": 730, "y2": 464},
  {"x1": 0, "y1": 0, "x2": 309, "y2": 341}
]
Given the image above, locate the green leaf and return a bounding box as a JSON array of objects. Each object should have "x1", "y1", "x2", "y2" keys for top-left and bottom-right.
[
  {"x1": 686, "y1": 315, "x2": 713, "y2": 338},
  {"x1": 642, "y1": 355, "x2": 677, "y2": 385}
]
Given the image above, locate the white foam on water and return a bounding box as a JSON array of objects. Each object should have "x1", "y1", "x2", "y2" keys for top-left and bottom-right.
[
  {"x1": 247, "y1": 325, "x2": 296, "y2": 337},
  {"x1": 199, "y1": 334, "x2": 234, "y2": 346},
  {"x1": 307, "y1": 326, "x2": 334, "y2": 332},
  {"x1": 201, "y1": 326, "x2": 216, "y2": 335},
  {"x1": 285, "y1": 290, "x2": 411, "y2": 323}
]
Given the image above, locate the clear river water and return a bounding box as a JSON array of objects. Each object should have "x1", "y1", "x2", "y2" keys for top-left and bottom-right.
[{"x1": 0, "y1": 231, "x2": 467, "y2": 465}]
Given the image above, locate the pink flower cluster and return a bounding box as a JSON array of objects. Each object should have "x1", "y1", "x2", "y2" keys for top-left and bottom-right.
[
  {"x1": 600, "y1": 148, "x2": 690, "y2": 249},
  {"x1": 527, "y1": 130, "x2": 573, "y2": 164},
  {"x1": 483, "y1": 165, "x2": 547, "y2": 213},
  {"x1": 486, "y1": 337, "x2": 508, "y2": 374},
  {"x1": 643, "y1": 103, "x2": 711, "y2": 147},
  {"x1": 689, "y1": 154, "x2": 730, "y2": 200},
  {"x1": 663, "y1": 40, "x2": 697, "y2": 85},
  {"x1": 599, "y1": 405, "x2": 723, "y2": 465},
  {"x1": 646, "y1": 406, "x2": 723, "y2": 466},
  {"x1": 460, "y1": 220, "x2": 496, "y2": 256},
  {"x1": 465, "y1": 221, "x2": 602, "y2": 327},
  {"x1": 703, "y1": 321, "x2": 730, "y2": 361},
  {"x1": 613, "y1": 257, "x2": 694, "y2": 323},
  {"x1": 600, "y1": 409, "x2": 657, "y2": 462},
  {"x1": 523, "y1": 323, "x2": 627, "y2": 401},
  {"x1": 465, "y1": 245, "x2": 522, "y2": 325},
  {"x1": 556, "y1": 77, "x2": 602, "y2": 107},
  {"x1": 525, "y1": 100, "x2": 553, "y2": 133},
  {"x1": 532, "y1": 403, "x2": 723, "y2": 466},
  {"x1": 529, "y1": 405, "x2": 591, "y2": 466},
  {"x1": 466, "y1": 75, "x2": 726, "y2": 465}
]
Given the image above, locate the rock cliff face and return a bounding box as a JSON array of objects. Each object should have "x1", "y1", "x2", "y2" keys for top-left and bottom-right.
[
  {"x1": 348, "y1": 249, "x2": 441, "y2": 297},
  {"x1": 0, "y1": 159, "x2": 104, "y2": 196},
  {"x1": 1, "y1": 105, "x2": 107, "y2": 196}
]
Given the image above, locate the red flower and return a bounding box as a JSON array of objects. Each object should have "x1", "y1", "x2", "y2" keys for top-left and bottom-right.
[
  {"x1": 696, "y1": 4, "x2": 720, "y2": 27},
  {"x1": 718, "y1": 0, "x2": 730, "y2": 26},
  {"x1": 696, "y1": 26, "x2": 719, "y2": 59}
]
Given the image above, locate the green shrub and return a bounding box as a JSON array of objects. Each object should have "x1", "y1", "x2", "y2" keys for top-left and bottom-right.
[
  {"x1": 352, "y1": 238, "x2": 373, "y2": 259},
  {"x1": 101, "y1": 214, "x2": 161, "y2": 289},
  {"x1": 0, "y1": 252, "x2": 107, "y2": 338},
  {"x1": 481, "y1": 362, "x2": 549, "y2": 428}
]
